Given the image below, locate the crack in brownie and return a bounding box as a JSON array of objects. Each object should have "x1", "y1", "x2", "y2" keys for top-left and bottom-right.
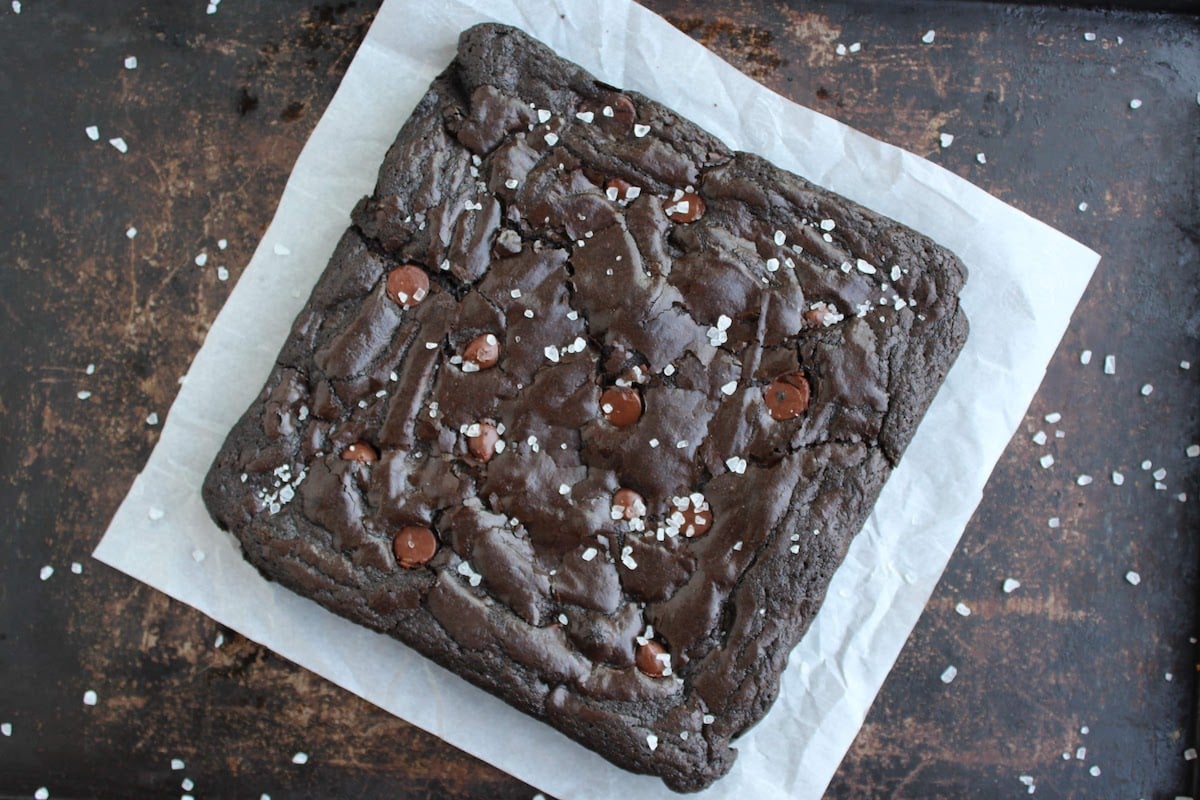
[{"x1": 202, "y1": 23, "x2": 968, "y2": 792}]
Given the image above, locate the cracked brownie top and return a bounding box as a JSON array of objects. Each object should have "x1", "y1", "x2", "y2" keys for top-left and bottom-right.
[{"x1": 203, "y1": 23, "x2": 967, "y2": 792}]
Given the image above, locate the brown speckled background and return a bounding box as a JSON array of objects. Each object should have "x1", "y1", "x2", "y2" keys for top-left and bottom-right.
[{"x1": 1, "y1": 1, "x2": 1197, "y2": 798}]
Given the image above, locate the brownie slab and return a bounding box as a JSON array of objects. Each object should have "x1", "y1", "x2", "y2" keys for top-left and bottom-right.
[{"x1": 203, "y1": 22, "x2": 968, "y2": 793}]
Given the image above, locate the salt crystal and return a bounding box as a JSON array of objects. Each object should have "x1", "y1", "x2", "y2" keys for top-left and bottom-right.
[
  {"x1": 148, "y1": 506, "x2": 164, "y2": 520},
  {"x1": 109, "y1": 137, "x2": 128, "y2": 153},
  {"x1": 1111, "y1": 471, "x2": 1124, "y2": 485},
  {"x1": 218, "y1": 239, "x2": 228, "y2": 249},
  {"x1": 182, "y1": 778, "x2": 194, "y2": 791},
  {"x1": 1083, "y1": 32, "x2": 1097, "y2": 41},
  {"x1": 0, "y1": 722, "x2": 10, "y2": 736},
  {"x1": 217, "y1": 266, "x2": 229, "y2": 281},
  {"x1": 77, "y1": 390, "x2": 92, "y2": 400},
  {"x1": 85, "y1": 125, "x2": 100, "y2": 140},
  {"x1": 1125, "y1": 571, "x2": 1141, "y2": 586},
  {"x1": 1032, "y1": 430, "x2": 1047, "y2": 445},
  {"x1": 71, "y1": 562, "x2": 82, "y2": 574},
  {"x1": 1048, "y1": 517, "x2": 1060, "y2": 528},
  {"x1": 939, "y1": 132, "x2": 954, "y2": 148},
  {"x1": 1104, "y1": 354, "x2": 1116, "y2": 374},
  {"x1": 1185, "y1": 747, "x2": 1197, "y2": 761},
  {"x1": 83, "y1": 690, "x2": 98, "y2": 705},
  {"x1": 922, "y1": 30, "x2": 936, "y2": 44},
  {"x1": 1076, "y1": 474, "x2": 1093, "y2": 486},
  {"x1": 773, "y1": 230, "x2": 786, "y2": 245},
  {"x1": 1141, "y1": 459, "x2": 1153, "y2": 470},
  {"x1": 976, "y1": 152, "x2": 987, "y2": 164},
  {"x1": 848, "y1": 42, "x2": 862, "y2": 53},
  {"x1": 124, "y1": 55, "x2": 138, "y2": 69},
  {"x1": 646, "y1": 733, "x2": 659, "y2": 751},
  {"x1": 1088, "y1": 765, "x2": 1100, "y2": 777},
  {"x1": 292, "y1": 752, "x2": 308, "y2": 765},
  {"x1": 1078, "y1": 201, "x2": 1089, "y2": 212},
  {"x1": 536, "y1": 109, "x2": 551, "y2": 124},
  {"x1": 34, "y1": 790, "x2": 48, "y2": 800},
  {"x1": 633, "y1": 124, "x2": 651, "y2": 138},
  {"x1": 1076, "y1": 746, "x2": 1086, "y2": 759},
  {"x1": 1153, "y1": 467, "x2": 1167, "y2": 481},
  {"x1": 575, "y1": 111, "x2": 594, "y2": 123},
  {"x1": 39, "y1": 565, "x2": 54, "y2": 581},
  {"x1": 835, "y1": 43, "x2": 847, "y2": 56},
  {"x1": 1140, "y1": 383, "x2": 1153, "y2": 396},
  {"x1": 1079, "y1": 349, "x2": 1092, "y2": 364},
  {"x1": 581, "y1": 547, "x2": 597, "y2": 562},
  {"x1": 1182, "y1": 360, "x2": 1192, "y2": 370},
  {"x1": 955, "y1": 602, "x2": 971, "y2": 616},
  {"x1": 1002, "y1": 578, "x2": 1021, "y2": 593},
  {"x1": 940, "y1": 665, "x2": 958, "y2": 684},
  {"x1": 819, "y1": 219, "x2": 836, "y2": 231},
  {"x1": 720, "y1": 380, "x2": 737, "y2": 396},
  {"x1": 273, "y1": 243, "x2": 290, "y2": 256},
  {"x1": 1044, "y1": 411, "x2": 1061, "y2": 423},
  {"x1": 1039, "y1": 454, "x2": 1054, "y2": 469},
  {"x1": 543, "y1": 132, "x2": 559, "y2": 146},
  {"x1": 1186, "y1": 444, "x2": 1199, "y2": 458},
  {"x1": 126, "y1": 226, "x2": 137, "y2": 238},
  {"x1": 1129, "y1": 98, "x2": 1142, "y2": 109}
]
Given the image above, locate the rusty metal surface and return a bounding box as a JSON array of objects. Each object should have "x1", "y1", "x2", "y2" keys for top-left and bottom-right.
[{"x1": 1, "y1": 1, "x2": 1196, "y2": 798}]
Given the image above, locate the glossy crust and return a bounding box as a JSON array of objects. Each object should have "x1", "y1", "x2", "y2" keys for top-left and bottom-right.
[{"x1": 203, "y1": 23, "x2": 968, "y2": 792}]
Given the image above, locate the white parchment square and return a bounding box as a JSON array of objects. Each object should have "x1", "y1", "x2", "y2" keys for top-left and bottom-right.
[{"x1": 95, "y1": 1, "x2": 1099, "y2": 798}]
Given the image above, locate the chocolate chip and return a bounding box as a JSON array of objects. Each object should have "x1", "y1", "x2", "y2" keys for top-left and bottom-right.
[
  {"x1": 608, "y1": 95, "x2": 637, "y2": 127},
  {"x1": 392, "y1": 526, "x2": 438, "y2": 568},
  {"x1": 340, "y1": 441, "x2": 378, "y2": 463},
  {"x1": 467, "y1": 421, "x2": 500, "y2": 462},
  {"x1": 600, "y1": 387, "x2": 643, "y2": 427},
  {"x1": 605, "y1": 177, "x2": 641, "y2": 203},
  {"x1": 385, "y1": 265, "x2": 430, "y2": 307},
  {"x1": 463, "y1": 333, "x2": 501, "y2": 371},
  {"x1": 764, "y1": 373, "x2": 811, "y2": 421},
  {"x1": 679, "y1": 505, "x2": 712, "y2": 538},
  {"x1": 612, "y1": 488, "x2": 647, "y2": 520},
  {"x1": 664, "y1": 191, "x2": 705, "y2": 223},
  {"x1": 635, "y1": 639, "x2": 669, "y2": 678}
]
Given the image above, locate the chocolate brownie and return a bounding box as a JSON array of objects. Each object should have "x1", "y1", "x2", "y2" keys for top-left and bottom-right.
[{"x1": 202, "y1": 22, "x2": 968, "y2": 792}]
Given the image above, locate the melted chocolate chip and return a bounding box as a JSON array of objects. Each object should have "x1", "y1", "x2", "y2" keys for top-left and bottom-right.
[
  {"x1": 392, "y1": 526, "x2": 438, "y2": 568},
  {"x1": 635, "y1": 639, "x2": 669, "y2": 678},
  {"x1": 679, "y1": 505, "x2": 712, "y2": 538},
  {"x1": 340, "y1": 441, "x2": 378, "y2": 463},
  {"x1": 612, "y1": 488, "x2": 647, "y2": 520},
  {"x1": 664, "y1": 191, "x2": 705, "y2": 224},
  {"x1": 600, "y1": 387, "x2": 643, "y2": 427},
  {"x1": 463, "y1": 333, "x2": 501, "y2": 371},
  {"x1": 605, "y1": 177, "x2": 641, "y2": 203},
  {"x1": 385, "y1": 265, "x2": 430, "y2": 307},
  {"x1": 467, "y1": 421, "x2": 500, "y2": 462},
  {"x1": 764, "y1": 373, "x2": 811, "y2": 421}
]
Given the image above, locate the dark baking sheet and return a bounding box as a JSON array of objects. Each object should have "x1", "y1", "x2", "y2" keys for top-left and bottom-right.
[{"x1": 0, "y1": 1, "x2": 1196, "y2": 798}]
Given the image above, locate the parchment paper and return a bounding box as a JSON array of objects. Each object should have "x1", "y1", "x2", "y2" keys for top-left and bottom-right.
[{"x1": 94, "y1": 1, "x2": 1100, "y2": 797}]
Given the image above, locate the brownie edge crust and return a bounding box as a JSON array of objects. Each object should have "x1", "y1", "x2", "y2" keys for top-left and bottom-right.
[{"x1": 203, "y1": 23, "x2": 968, "y2": 793}]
